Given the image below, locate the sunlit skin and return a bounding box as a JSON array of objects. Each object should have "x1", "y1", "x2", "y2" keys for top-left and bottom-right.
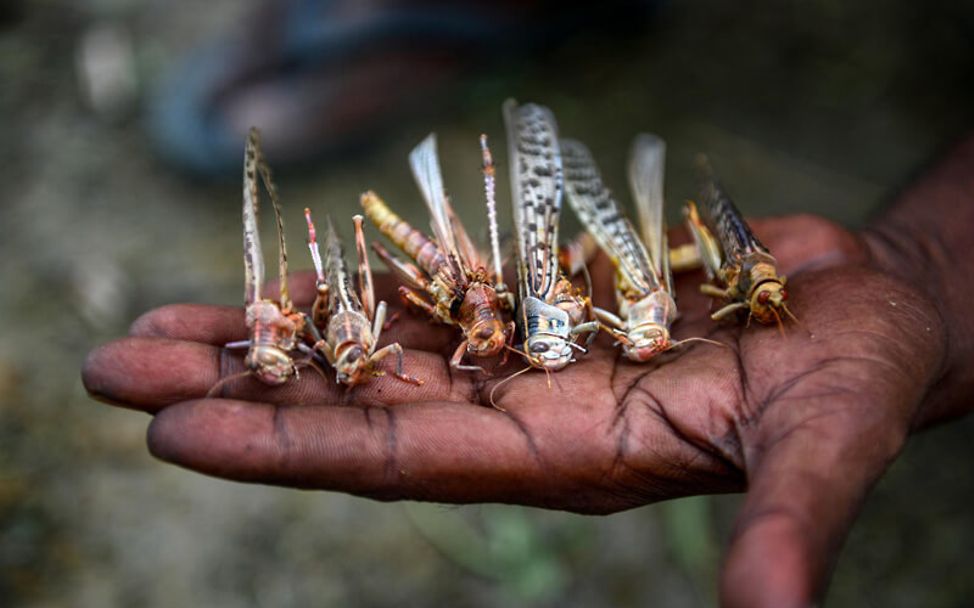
[{"x1": 83, "y1": 154, "x2": 974, "y2": 608}]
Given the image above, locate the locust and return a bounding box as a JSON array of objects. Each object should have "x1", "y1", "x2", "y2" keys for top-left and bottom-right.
[
  {"x1": 360, "y1": 133, "x2": 513, "y2": 373},
  {"x1": 212, "y1": 127, "x2": 311, "y2": 395},
  {"x1": 504, "y1": 100, "x2": 598, "y2": 371},
  {"x1": 303, "y1": 209, "x2": 422, "y2": 386},
  {"x1": 685, "y1": 154, "x2": 795, "y2": 327},
  {"x1": 561, "y1": 134, "x2": 680, "y2": 361}
]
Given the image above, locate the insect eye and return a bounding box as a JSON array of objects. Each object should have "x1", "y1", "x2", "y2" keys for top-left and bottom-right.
[
  {"x1": 757, "y1": 290, "x2": 771, "y2": 304},
  {"x1": 530, "y1": 342, "x2": 549, "y2": 353}
]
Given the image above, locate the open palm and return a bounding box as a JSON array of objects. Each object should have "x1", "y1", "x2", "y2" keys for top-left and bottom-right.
[{"x1": 83, "y1": 215, "x2": 944, "y2": 607}]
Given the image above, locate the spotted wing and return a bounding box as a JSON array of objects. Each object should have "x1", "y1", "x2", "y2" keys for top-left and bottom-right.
[
  {"x1": 409, "y1": 134, "x2": 469, "y2": 285},
  {"x1": 628, "y1": 133, "x2": 674, "y2": 296},
  {"x1": 504, "y1": 100, "x2": 564, "y2": 301},
  {"x1": 562, "y1": 138, "x2": 657, "y2": 297},
  {"x1": 694, "y1": 154, "x2": 770, "y2": 265},
  {"x1": 242, "y1": 128, "x2": 265, "y2": 306}
]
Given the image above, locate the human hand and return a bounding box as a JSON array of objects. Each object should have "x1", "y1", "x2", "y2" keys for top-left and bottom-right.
[{"x1": 83, "y1": 214, "x2": 945, "y2": 608}]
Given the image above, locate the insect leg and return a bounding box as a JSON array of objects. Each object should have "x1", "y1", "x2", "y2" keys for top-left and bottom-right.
[
  {"x1": 480, "y1": 134, "x2": 507, "y2": 290},
  {"x1": 559, "y1": 231, "x2": 599, "y2": 277},
  {"x1": 592, "y1": 307, "x2": 631, "y2": 344},
  {"x1": 369, "y1": 343, "x2": 423, "y2": 385},
  {"x1": 295, "y1": 341, "x2": 330, "y2": 369},
  {"x1": 255, "y1": 144, "x2": 292, "y2": 311},
  {"x1": 303, "y1": 208, "x2": 331, "y2": 326},
  {"x1": 711, "y1": 301, "x2": 749, "y2": 321},
  {"x1": 497, "y1": 289, "x2": 516, "y2": 313},
  {"x1": 593, "y1": 306, "x2": 624, "y2": 329},
  {"x1": 449, "y1": 340, "x2": 489, "y2": 374},
  {"x1": 499, "y1": 320, "x2": 516, "y2": 366},
  {"x1": 700, "y1": 283, "x2": 732, "y2": 299},
  {"x1": 398, "y1": 286, "x2": 437, "y2": 317},
  {"x1": 296, "y1": 321, "x2": 334, "y2": 369},
  {"x1": 224, "y1": 340, "x2": 252, "y2": 350},
  {"x1": 369, "y1": 300, "x2": 388, "y2": 353},
  {"x1": 684, "y1": 201, "x2": 723, "y2": 281},
  {"x1": 353, "y1": 214, "x2": 376, "y2": 321},
  {"x1": 371, "y1": 241, "x2": 429, "y2": 290},
  {"x1": 570, "y1": 321, "x2": 600, "y2": 337},
  {"x1": 669, "y1": 242, "x2": 703, "y2": 273}
]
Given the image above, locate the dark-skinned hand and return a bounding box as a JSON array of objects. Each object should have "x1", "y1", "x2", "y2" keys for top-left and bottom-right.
[{"x1": 83, "y1": 210, "x2": 953, "y2": 608}]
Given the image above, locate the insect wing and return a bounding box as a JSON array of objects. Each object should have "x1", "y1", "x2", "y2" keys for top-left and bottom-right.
[
  {"x1": 628, "y1": 133, "x2": 674, "y2": 295},
  {"x1": 562, "y1": 138, "x2": 657, "y2": 297},
  {"x1": 250, "y1": 136, "x2": 292, "y2": 310},
  {"x1": 242, "y1": 128, "x2": 265, "y2": 306},
  {"x1": 409, "y1": 134, "x2": 467, "y2": 283},
  {"x1": 504, "y1": 99, "x2": 564, "y2": 301},
  {"x1": 446, "y1": 199, "x2": 482, "y2": 272},
  {"x1": 694, "y1": 154, "x2": 769, "y2": 263}
]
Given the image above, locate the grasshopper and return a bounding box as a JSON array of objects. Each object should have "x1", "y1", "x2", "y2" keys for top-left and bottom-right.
[
  {"x1": 303, "y1": 210, "x2": 422, "y2": 386},
  {"x1": 562, "y1": 134, "x2": 680, "y2": 361},
  {"x1": 685, "y1": 154, "x2": 795, "y2": 327},
  {"x1": 504, "y1": 100, "x2": 598, "y2": 371},
  {"x1": 213, "y1": 128, "x2": 311, "y2": 395},
  {"x1": 360, "y1": 133, "x2": 513, "y2": 373}
]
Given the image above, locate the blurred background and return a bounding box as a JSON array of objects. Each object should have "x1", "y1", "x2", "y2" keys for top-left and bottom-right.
[{"x1": 2, "y1": 0, "x2": 973, "y2": 606}]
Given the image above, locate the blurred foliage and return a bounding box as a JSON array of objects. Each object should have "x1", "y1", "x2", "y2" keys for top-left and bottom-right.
[{"x1": 660, "y1": 497, "x2": 719, "y2": 605}]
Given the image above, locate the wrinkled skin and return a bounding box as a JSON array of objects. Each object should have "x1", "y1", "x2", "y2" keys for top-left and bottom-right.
[{"x1": 83, "y1": 214, "x2": 951, "y2": 608}]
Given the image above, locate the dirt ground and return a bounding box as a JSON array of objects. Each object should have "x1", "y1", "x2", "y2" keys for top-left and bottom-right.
[{"x1": 1, "y1": 1, "x2": 972, "y2": 606}]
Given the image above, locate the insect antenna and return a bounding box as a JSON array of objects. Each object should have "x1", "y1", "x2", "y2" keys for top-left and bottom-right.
[
  {"x1": 780, "y1": 303, "x2": 813, "y2": 338},
  {"x1": 488, "y1": 364, "x2": 533, "y2": 410},
  {"x1": 206, "y1": 370, "x2": 253, "y2": 399},
  {"x1": 782, "y1": 303, "x2": 801, "y2": 325},
  {"x1": 295, "y1": 357, "x2": 329, "y2": 384},
  {"x1": 665, "y1": 336, "x2": 728, "y2": 353},
  {"x1": 770, "y1": 306, "x2": 786, "y2": 338}
]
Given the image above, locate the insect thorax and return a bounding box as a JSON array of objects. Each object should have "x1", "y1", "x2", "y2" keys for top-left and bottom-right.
[
  {"x1": 519, "y1": 296, "x2": 571, "y2": 340},
  {"x1": 457, "y1": 283, "x2": 502, "y2": 325},
  {"x1": 246, "y1": 300, "x2": 300, "y2": 351},
  {"x1": 325, "y1": 309, "x2": 373, "y2": 351},
  {"x1": 739, "y1": 252, "x2": 781, "y2": 296},
  {"x1": 621, "y1": 290, "x2": 677, "y2": 331}
]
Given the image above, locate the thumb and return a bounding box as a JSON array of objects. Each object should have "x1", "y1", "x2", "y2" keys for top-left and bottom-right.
[{"x1": 719, "y1": 406, "x2": 907, "y2": 608}]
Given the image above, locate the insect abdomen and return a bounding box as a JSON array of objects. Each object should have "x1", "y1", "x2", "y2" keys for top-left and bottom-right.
[{"x1": 361, "y1": 191, "x2": 448, "y2": 277}]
